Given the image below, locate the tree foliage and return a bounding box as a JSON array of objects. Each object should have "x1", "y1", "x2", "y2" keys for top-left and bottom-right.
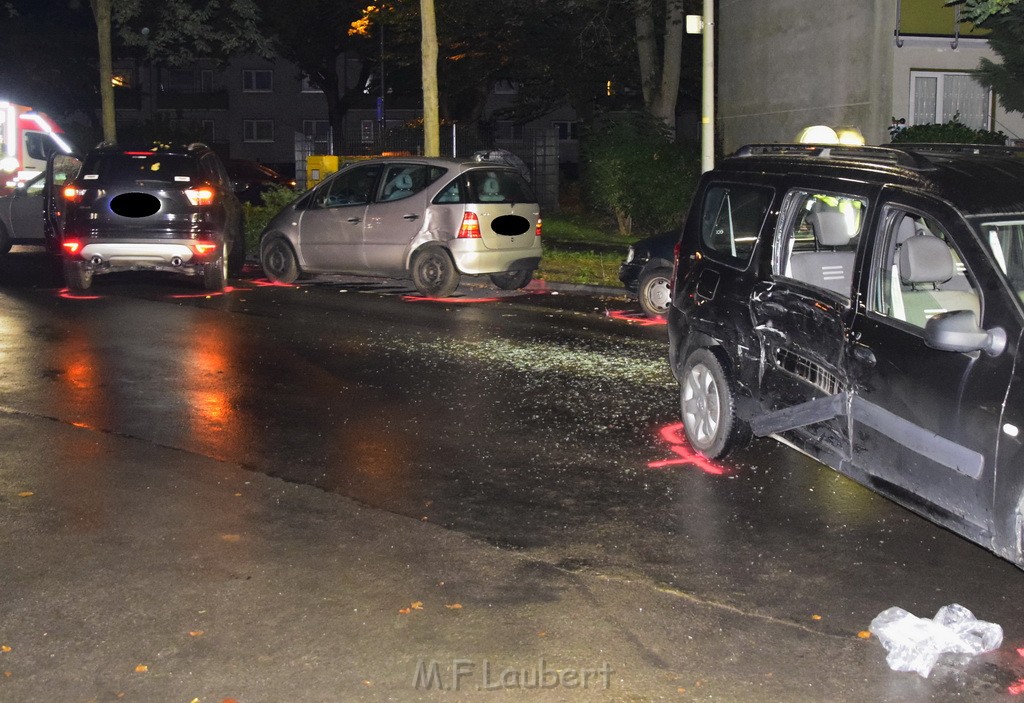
[
  {"x1": 889, "y1": 116, "x2": 1007, "y2": 144},
  {"x1": 948, "y1": 0, "x2": 1020, "y2": 24},
  {"x1": 974, "y1": 4, "x2": 1024, "y2": 113}
]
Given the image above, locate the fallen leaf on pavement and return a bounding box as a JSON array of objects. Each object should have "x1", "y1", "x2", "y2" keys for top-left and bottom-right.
[
  {"x1": 811, "y1": 614, "x2": 822, "y2": 621},
  {"x1": 189, "y1": 630, "x2": 204, "y2": 637},
  {"x1": 1, "y1": 645, "x2": 11, "y2": 653},
  {"x1": 17, "y1": 492, "x2": 32, "y2": 498},
  {"x1": 134, "y1": 664, "x2": 148, "y2": 673},
  {"x1": 444, "y1": 603, "x2": 462, "y2": 610},
  {"x1": 398, "y1": 608, "x2": 411, "y2": 615},
  {"x1": 220, "y1": 534, "x2": 241, "y2": 542},
  {"x1": 411, "y1": 601, "x2": 423, "y2": 610},
  {"x1": 857, "y1": 631, "x2": 872, "y2": 639}
]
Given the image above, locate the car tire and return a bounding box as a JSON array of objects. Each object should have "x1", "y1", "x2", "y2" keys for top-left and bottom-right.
[
  {"x1": 63, "y1": 259, "x2": 93, "y2": 292},
  {"x1": 680, "y1": 348, "x2": 751, "y2": 459},
  {"x1": 638, "y1": 266, "x2": 672, "y2": 319},
  {"x1": 202, "y1": 245, "x2": 227, "y2": 291},
  {"x1": 261, "y1": 237, "x2": 299, "y2": 284},
  {"x1": 411, "y1": 246, "x2": 460, "y2": 298},
  {"x1": 489, "y1": 269, "x2": 533, "y2": 290}
]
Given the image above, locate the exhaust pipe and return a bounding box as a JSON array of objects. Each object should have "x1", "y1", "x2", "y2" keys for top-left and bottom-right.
[
  {"x1": 90, "y1": 255, "x2": 103, "y2": 266},
  {"x1": 170, "y1": 257, "x2": 183, "y2": 267}
]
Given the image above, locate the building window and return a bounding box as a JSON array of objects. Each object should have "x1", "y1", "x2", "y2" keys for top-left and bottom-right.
[
  {"x1": 910, "y1": 71, "x2": 991, "y2": 130},
  {"x1": 162, "y1": 68, "x2": 215, "y2": 94},
  {"x1": 302, "y1": 120, "x2": 332, "y2": 153},
  {"x1": 552, "y1": 121, "x2": 580, "y2": 140},
  {"x1": 111, "y1": 68, "x2": 134, "y2": 89},
  {"x1": 200, "y1": 70, "x2": 214, "y2": 93},
  {"x1": 243, "y1": 119, "x2": 274, "y2": 142},
  {"x1": 300, "y1": 76, "x2": 324, "y2": 93},
  {"x1": 494, "y1": 80, "x2": 517, "y2": 95},
  {"x1": 242, "y1": 69, "x2": 273, "y2": 93},
  {"x1": 360, "y1": 119, "x2": 375, "y2": 143},
  {"x1": 495, "y1": 121, "x2": 524, "y2": 140}
]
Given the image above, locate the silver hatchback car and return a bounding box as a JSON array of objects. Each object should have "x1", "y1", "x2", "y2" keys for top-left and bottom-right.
[{"x1": 258, "y1": 156, "x2": 542, "y2": 297}]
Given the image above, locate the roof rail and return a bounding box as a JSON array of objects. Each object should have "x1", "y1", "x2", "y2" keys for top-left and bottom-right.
[
  {"x1": 889, "y1": 142, "x2": 1024, "y2": 158},
  {"x1": 731, "y1": 143, "x2": 933, "y2": 169}
]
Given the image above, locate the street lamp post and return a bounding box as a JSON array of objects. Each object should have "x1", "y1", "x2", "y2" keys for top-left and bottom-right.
[{"x1": 688, "y1": 0, "x2": 715, "y2": 173}]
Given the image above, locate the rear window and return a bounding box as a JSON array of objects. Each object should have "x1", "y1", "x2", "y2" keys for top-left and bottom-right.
[
  {"x1": 699, "y1": 184, "x2": 773, "y2": 264},
  {"x1": 79, "y1": 152, "x2": 199, "y2": 185},
  {"x1": 434, "y1": 168, "x2": 535, "y2": 205}
]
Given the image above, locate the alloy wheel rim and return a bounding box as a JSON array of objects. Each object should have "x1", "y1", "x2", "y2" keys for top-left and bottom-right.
[{"x1": 682, "y1": 362, "x2": 720, "y2": 448}]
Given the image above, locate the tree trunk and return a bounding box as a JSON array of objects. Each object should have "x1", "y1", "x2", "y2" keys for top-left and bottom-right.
[
  {"x1": 91, "y1": 0, "x2": 116, "y2": 143},
  {"x1": 634, "y1": 0, "x2": 684, "y2": 135},
  {"x1": 421, "y1": 0, "x2": 440, "y2": 157}
]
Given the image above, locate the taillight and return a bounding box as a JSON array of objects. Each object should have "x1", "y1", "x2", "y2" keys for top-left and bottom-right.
[
  {"x1": 192, "y1": 241, "x2": 219, "y2": 257},
  {"x1": 63, "y1": 186, "x2": 84, "y2": 203},
  {"x1": 185, "y1": 186, "x2": 216, "y2": 207},
  {"x1": 62, "y1": 240, "x2": 82, "y2": 256},
  {"x1": 535, "y1": 217, "x2": 542, "y2": 237},
  {"x1": 457, "y1": 212, "x2": 481, "y2": 238}
]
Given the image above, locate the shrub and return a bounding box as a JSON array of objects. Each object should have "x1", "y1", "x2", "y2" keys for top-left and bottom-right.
[
  {"x1": 581, "y1": 112, "x2": 700, "y2": 236},
  {"x1": 242, "y1": 185, "x2": 302, "y2": 254},
  {"x1": 890, "y1": 116, "x2": 1006, "y2": 145}
]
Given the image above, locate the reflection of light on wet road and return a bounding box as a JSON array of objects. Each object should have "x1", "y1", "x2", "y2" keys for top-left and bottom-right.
[
  {"x1": 648, "y1": 422, "x2": 728, "y2": 475},
  {"x1": 185, "y1": 318, "x2": 241, "y2": 454},
  {"x1": 606, "y1": 310, "x2": 667, "y2": 326},
  {"x1": 402, "y1": 295, "x2": 500, "y2": 304},
  {"x1": 168, "y1": 285, "x2": 237, "y2": 299}
]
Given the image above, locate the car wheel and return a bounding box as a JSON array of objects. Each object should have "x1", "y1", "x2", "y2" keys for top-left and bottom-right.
[
  {"x1": 202, "y1": 245, "x2": 227, "y2": 291},
  {"x1": 489, "y1": 269, "x2": 533, "y2": 291},
  {"x1": 411, "y1": 247, "x2": 460, "y2": 298},
  {"x1": 261, "y1": 237, "x2": 299, "y2": 284},
  {"x1": 638, "y1": 266, "x2": 672, "y2": 319},
  {"x1": 62, "y1": 259, "x2": 93, "y2": 292},
  {"x1": 680, "y1": 348, "x2": 750, "y2": 458}
]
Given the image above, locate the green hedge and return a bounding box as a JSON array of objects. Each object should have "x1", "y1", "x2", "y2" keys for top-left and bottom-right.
[
  {"x1": 242, "y1": 186, "x2": 303, "y2": 255},
  {"x1": 581, "y1": 112, "x2": 699, "y2": 236},
  {"x1": 890, "y1": 117, "x2": 1007, "y2": 145}
]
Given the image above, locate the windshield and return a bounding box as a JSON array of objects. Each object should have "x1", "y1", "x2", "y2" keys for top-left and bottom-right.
[
  {"x1": 977, "y1": 217, "x2": 1024, "y2": 298},
  {"x1": 79, "y1": 152, "x2": 198, "y2": 184}
]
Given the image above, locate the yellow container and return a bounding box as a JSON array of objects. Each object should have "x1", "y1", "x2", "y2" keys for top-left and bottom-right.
[{"x1": 306, "y1": 155, "x2": 339, "y2": 187}]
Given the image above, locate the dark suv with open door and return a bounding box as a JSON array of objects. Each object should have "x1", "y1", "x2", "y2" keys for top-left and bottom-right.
[
  {"x1": 668, "y1": 143, "x2": 1024, "y2": 569},
  {"x1": 60, "y1": 143, "x2": 245, "y2": 292}
]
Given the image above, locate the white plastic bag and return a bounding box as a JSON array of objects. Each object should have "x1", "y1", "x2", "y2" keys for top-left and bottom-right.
[{"x1": 869, "y1": 603, "x2": 1003, "y2": 677}]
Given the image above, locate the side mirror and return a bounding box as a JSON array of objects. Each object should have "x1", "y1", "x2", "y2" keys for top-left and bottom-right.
[{"x1": 924, "y1": 309, "x2": 1006, "y2": 356}]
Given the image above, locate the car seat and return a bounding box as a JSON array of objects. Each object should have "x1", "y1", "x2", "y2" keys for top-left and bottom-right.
[
  {"x1": 788, "y1": 210, "x2": 855, "y2": 296},
  {"x1": 898, "y1": 235, "x2": 980, "y2": 327}
]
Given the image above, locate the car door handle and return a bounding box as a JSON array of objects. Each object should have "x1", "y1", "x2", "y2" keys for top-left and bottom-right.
[
  {"x1": 852, "y1": 344, "x2": 876, "y2": 366},
  {"x1": 347, "y1": 217, "x2": 362, "y2": 224},
  {"x1": 403, "y1": 214, "x2": 419, "y2": 221}
]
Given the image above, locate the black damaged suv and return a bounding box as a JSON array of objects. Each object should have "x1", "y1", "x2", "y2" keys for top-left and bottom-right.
[
  {"x1": 668, "y1": 144, "x2": 1024, "y2": 568},
  {"x1": 60, "y1": 142, "x2": 245, "y2": 292}
]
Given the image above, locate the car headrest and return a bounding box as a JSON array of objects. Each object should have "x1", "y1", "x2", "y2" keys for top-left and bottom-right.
[
  {"x1": 807, "y1": 211, "x2": 850, "y2": 247},
  {"x1": 394, "y1": 174, "x2": 413, "y2": 190},
  {"x1": 899, "y1": 235, "x2": 954, "y2": 285}
]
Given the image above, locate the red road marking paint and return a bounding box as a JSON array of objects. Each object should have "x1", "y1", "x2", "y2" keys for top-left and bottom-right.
[
  {"x1": 1009, "y1": 679, "x2": 1024, "y2": 696},
  {"x1": 169, "y1": 286, "x2": 236, "y2": 299},
  {"x1": 401, "y1": 295, "x2": 500, "y2": 304},
  {"x1": 58, "y1": 290, "x2": 101, "y2": 300},
  {"x1": 647, "y1": 422, "x2": 728, "y2": 475},
  {"x1": 248, "y1": 279, "x2": 299, "y2": 288},
  {"x1": 606, "y1": 310, "x2": 667, "y2": 326}
]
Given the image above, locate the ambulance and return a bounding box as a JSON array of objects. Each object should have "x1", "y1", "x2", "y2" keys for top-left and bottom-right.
[{"x1": 0, "y1": 101, "x2": 75, "y2": 191}]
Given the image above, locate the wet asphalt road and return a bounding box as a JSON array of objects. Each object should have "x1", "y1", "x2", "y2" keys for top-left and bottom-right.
[{"x1": 1, "y1": 250, "x2": 1023, "y2": 699}]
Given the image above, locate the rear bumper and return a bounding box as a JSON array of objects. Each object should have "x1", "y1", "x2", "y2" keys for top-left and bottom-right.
[
  {"x1": 448, "y1": 239, "x2": 542, "y2": 275},
  {"x1": 67, "y1": 239, "x2": 219, "y2": 274}
]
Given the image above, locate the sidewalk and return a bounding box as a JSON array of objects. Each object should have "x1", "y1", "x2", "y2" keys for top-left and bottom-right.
[{"x1": 0, "y1": 407, "x2": 898, "y2": 702}]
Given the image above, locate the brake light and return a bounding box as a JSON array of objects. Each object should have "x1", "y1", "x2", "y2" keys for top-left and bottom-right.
[
  {"x1": 192, "y1": 241, "x2": 218, "y2": 256},
  {"x1": 185, "y1": 186, "x2": 216, "y2": 207},
  {"x1": 457, "y1": 212, "x2": 481, "y2": 238},
  {"x1": 63, "y1": 186, "x2": 84, "y2": 203},
  {"x1": 62, "y1": 240, "x2": 82, "y2": 256},
  {"x1": 536, "y1": 217, "x2": 542, "y2": 237}
]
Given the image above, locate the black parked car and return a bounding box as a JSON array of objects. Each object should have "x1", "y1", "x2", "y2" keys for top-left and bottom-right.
[
  {"x1": 226, "y1": 159, "x2": 295, "y2": 205},
  {"x1": 668, "y1": 143, "x2": 1024, "y2": 568},
  {"x1": 60, "y1": 143, "x2": 245, "y2": 292},
  {"x1": 619, "y1": 230, "x2": 678, "y2": 318}
]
